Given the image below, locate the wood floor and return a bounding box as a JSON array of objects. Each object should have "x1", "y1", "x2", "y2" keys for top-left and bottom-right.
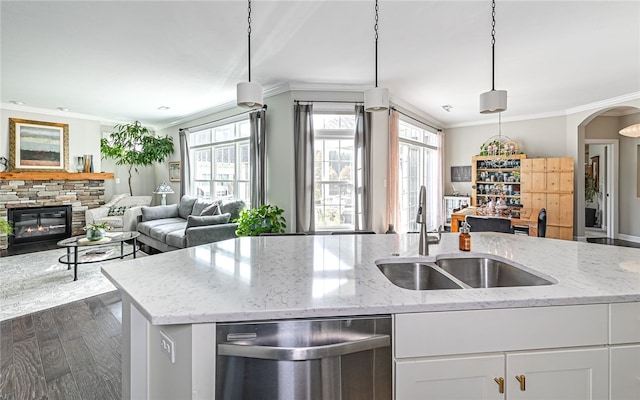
[{"x1": 0, "y1": 291, "x2": 123, "y2": 400}]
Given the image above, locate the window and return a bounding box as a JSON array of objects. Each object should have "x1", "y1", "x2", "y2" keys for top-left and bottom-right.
[
  {"x1": 398, "y1": 119, "x2": 440, "y2": 233},
  {"x1": 313, "y1": 114, "x2": 356, "y2": 230},
  {"x1": 189, "y1": 118, "x2": 250, "y2": 205}
]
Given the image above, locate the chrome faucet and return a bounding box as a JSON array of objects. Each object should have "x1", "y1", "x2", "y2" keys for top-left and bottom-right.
[{"x1": 416, "y1": 185, "x2": 442, "y2": 255}]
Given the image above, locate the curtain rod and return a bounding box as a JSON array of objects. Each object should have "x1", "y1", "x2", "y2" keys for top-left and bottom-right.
[
  {"x1": 181, "y1": 105, "x2": 267, "y2": 132},
  {"x1": 390, "y1": 106, "x2": 442, "y2": 132}
]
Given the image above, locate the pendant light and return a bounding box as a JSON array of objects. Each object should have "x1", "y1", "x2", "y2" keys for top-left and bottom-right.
[
  {"x1": 619, "y1": 123, "x2": 640, "y2": 137},
  {"x1": 237, "y1": 0, "x2": 263, "y2": 109},
  {"x1": 479, "y1": 0, "x2": 507, "y2": 114},
  {"x1": 364, "y1": 0, "x2": 389, "y2": 112}
]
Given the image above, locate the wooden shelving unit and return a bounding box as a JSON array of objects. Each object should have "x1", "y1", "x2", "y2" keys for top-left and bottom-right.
[
  {"x1": 520, "y1": 157, "x2": 574, "y2": 240},
  {"x1": 471, "y1": 154, "x2": 527, "y2": 207}
]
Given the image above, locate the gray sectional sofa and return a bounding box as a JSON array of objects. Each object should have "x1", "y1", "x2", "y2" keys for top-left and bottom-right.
[{"x1": 135, "y1": 195, "x2": 246, "y2": 252}]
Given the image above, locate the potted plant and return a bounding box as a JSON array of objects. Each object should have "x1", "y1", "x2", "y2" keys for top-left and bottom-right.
[
  {"x1": 235, "y1": 205, "x2": 287, "y2": 237},
  {"x1": 585, "y1": 175, "x2": 601, "y2": 227},
  {"x1": 0, "y1": 219, "x2": 13, "y2": 236},
  {"x1": 84, "y1": 221, "x2": 110, "y2": 241},
  {"x1": 100, "y1": 121, "x2": 174, "y2": 195}
]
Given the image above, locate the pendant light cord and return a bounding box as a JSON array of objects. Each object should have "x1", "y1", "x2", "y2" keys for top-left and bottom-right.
[
  {"x1": 247, "y1": 0, "x2": 252, "y2": 82},
  {"x1": 374, "y1": 0, "x2": 379, "y2": 88},
  {"x1": 490, "y1": 0, "x2": 496, "y2": 91}
]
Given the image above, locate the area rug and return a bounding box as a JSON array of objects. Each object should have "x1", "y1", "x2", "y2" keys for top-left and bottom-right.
[{"x1": 0, "y1": 244, "x2": 146, "y2": 321}]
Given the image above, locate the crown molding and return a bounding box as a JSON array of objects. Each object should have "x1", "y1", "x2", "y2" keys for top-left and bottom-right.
[{"x1": 565, "y1": 91, "x2": 640, "y2": 115}]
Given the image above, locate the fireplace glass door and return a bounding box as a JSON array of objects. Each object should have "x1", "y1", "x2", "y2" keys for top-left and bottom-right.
[{"x1": 9, "y1": 206, "x2": 72, "y2": 246}]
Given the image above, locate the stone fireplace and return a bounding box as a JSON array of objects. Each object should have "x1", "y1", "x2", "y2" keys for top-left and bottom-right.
[{"x1": 0, "y1": 172, "x2": 114, "y2": 250}]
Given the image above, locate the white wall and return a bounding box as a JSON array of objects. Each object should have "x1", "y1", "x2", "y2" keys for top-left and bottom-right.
[
  {"x1": 617, "y1": 113, "x2": 640, "y2": 237},
  {"x1": 444, "y1": 116, "x2": 567, "y2": 196}
]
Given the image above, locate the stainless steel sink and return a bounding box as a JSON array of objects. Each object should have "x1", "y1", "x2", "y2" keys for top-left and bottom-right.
[
  {"x1": 376, "y1": 255, "x2": 555, "y2": 290},
  {"x1": 377, "y1": 263, "x2": 462, "y2": 290},
  {"x1": 435, "y1": 257, "x2": 554, "y2": 288}
]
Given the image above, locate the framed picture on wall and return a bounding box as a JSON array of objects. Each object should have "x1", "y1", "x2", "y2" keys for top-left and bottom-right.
[
  {"x1": 9, "y1": 118, "x2": 69, "y2": 171},
  {"x1": 590, "y1": 156, "x2": 599, "y2": 191},
  {"x1": 451, "y1": 166, "x2": 472, "y2": 182},
  {"x1": 169, "y1": 161, "x2": 181, "y2": 182}
]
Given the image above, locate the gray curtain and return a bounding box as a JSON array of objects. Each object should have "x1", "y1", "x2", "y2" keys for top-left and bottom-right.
[
  {"x1": 354, "y1": 105, "x2": 373, "y2": 231},
  {"x1": 179, "y1": 128, "x2": 191, "y2": 198},
  {"x1": 294, "y1": 103, "x2": 315, "y2": 232},
  {"x1": 250, "y1": 108, "x2": 266, "y2": 208}
]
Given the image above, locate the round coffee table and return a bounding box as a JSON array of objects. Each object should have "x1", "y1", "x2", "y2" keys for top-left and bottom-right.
[{"x1": 57, "y1": 231, "x2": 140, "y2": 281}]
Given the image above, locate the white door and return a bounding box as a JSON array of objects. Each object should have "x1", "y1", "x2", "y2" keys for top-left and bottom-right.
[
  {"x1": 396, "y1": 354, "x2": 504, "y2": 400},
  {"x1": 610, "y1": 345, "x2": 640, "y2": 400},
  {"x1": 505, "y1": 347, "x2": 608, "y2": 400}
]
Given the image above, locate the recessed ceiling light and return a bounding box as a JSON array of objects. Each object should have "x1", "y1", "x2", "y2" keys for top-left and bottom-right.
[
  {"x1": 10, "y1": 100, "x2": 24, "y2": 105},
  {"x1": 157, "y1": 106, "x2": 170, "y2": 110},
  {"x1": 57, "y1": 107, "x2": 69, "y2": 111},
  {"x1": 442, "y1": 105, "x2": 453, "y2": 112}
]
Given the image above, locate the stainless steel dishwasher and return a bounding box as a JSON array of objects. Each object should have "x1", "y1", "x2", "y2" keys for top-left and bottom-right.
[{"x1": 216, "y1": 316, "x2": 391, "y2": 400}]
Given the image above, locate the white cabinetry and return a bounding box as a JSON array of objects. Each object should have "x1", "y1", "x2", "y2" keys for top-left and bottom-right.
[
  {"x1": 394, "y1": 305, "x2": 610, "y2": 400},
  {"x1": 609, "y1": 302, "x2": 640, "y2": 400},
  {"x1": 443, "y1": 196, "x2": 470, "y2": 229}
]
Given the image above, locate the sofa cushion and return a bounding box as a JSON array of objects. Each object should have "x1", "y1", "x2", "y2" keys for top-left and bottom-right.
[
  {"x1": 191, "y1": 198, "x2": 215, "y2": 216},
  {"x1": 185, "y1": 213, "x2": 231, "y2": 230},
  {"x1": 107, "y1": 206, "x2": 128, "y2": 216},
  {"x1": 178, "y1": 195, "x2": 198, "y2": 219},
  {"x1": 141, "y1": 204, "x2": 179, "y2": 221},
  {"x1": 165, "y1": 230, "x2": 187, "y2": 249},
  {"x1": 200, "y1": 202, "x2": 221, "y2": 216},
  {"x1": 220, "y1": 200, "x2": 246, "y2": 222},
  {"x1": 94, "y1": 216, "x2": 124, "y2": 229},
  {"x1": 137, "y1": 217, "x2": 185, "y2": 236},
  {"x1": 149, "y1": 222, "x2": 188, "y2": 242}
]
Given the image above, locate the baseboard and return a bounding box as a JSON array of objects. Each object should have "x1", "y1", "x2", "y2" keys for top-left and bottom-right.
[{"x1": 618, "y1": 234, "x2": 640, "y2": 244}]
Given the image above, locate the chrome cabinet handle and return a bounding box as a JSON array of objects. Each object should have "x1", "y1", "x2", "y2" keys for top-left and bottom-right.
[
  {"x1": 218, "y1": 334, "x2": 390, "y2": 361},
  {"x1": 516, "y1": 374, "x2": 526, "y2": 391}
]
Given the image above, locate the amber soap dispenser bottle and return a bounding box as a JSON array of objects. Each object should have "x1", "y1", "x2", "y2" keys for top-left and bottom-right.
[{"x1": 459, "y1": 221, "x2": 471, "y2": 251}]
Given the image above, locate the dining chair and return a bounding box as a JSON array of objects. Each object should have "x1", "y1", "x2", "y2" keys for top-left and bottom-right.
[
  {"x1": 465, "y1": 216, "x2": 513, "y2": 233},
  {"x1": 537, "y1": 208, "x2": 547, "y2": 237}
]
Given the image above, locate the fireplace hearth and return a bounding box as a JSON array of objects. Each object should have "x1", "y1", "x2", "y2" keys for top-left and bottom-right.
[{"x1": 9, "y1": 205, "x2": 72, "y2": 247}]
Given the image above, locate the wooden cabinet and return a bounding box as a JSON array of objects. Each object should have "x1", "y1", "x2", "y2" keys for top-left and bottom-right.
[
  {"x1": 520, "y1": 157, "x2": 574, "y2": 240},
  {"x1": 471, "y1": 154, "x2": 527, "y2": 208}
]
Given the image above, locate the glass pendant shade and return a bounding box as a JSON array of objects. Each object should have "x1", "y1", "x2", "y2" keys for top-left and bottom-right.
[
  {"x1": 237, "y1": 81, "x2": 263, "y2": 109},
  {"x1": 619, "y1": 123, "x2": 640, "y2": 137},
  {"x1": 480, "y1": 89, "x2": 508, "y2": 114},
  {"x1": 364, "y1": 87, "x2": 389, "y2": 112}
]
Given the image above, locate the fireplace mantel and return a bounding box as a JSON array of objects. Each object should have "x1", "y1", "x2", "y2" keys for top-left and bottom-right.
[{"x1": 0, "y1": 172, "x2": 114, "y2": 181}]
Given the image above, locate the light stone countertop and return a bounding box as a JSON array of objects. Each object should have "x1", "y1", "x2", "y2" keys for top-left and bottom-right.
[{"x1": 101, "y1": 233, "x2": 640, "y2": 325}]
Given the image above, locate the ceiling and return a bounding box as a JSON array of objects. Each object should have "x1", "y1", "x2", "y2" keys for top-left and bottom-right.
[{"x1": 1, "y1": 0, "x2": 639, "y2": 129}]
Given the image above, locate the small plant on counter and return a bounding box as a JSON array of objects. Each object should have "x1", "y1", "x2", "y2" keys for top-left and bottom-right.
[{"x1": 235, "y1": 204, "x2": 287, "y2": 237}]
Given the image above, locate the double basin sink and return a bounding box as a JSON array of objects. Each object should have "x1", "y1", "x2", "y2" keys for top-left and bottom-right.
[{"x1": 377, "y1": 254, "x2": 555, "y2": 290}]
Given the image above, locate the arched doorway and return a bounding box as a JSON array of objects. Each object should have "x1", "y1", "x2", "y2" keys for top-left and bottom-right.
[{"x1": 576, "y1": 105, "x2": 640, "y2": 241}]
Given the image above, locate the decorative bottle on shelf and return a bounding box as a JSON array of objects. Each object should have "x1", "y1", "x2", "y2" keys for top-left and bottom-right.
[{"x1": 459, "y1": 221, "x2": 471, "y2": 251}]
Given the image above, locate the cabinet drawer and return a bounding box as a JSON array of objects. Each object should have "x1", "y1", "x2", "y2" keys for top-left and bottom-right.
[
  {"x1": 610, "y1": 302, "x2": 640, "y2": 344},
  {"x1": 395, "y1": 304, "x2": 608, "y2": 358}
]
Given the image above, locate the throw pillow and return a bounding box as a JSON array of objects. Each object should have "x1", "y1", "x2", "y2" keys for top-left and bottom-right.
[
  {"x1": 178, "y1": 195, "x2": 198, "y2": 219},
  {"x1": 185, "y1": 213, "x2": 231, "y2": 231},
  {"x1": 141, "y1": 204, "x2": 179, "y2": 221},
  {"x1": 192, "y1": 198, "x2": 214, "y2": 216},
  {"x1": 107, "y1": 206, "x2": 128, "y2": 216},
  {"x1": 199, "y1": 203, "x2": 221, "y2": 216}
]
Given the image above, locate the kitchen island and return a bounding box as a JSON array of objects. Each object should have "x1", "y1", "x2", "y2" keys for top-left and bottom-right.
[{"x1": 102, "y1": 233, "x2": 640, "y2": 399}]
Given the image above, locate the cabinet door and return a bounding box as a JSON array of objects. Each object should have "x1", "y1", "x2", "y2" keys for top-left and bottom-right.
[
  {"x1": 610, "y1": 345, "x2": 640, "y2": 400},
  {"x1": 396, "y1": 354, "x2": 504, "y2": 400},
  {"x1": 505, "y1": 347, "x2": 608, "y2": 400}
]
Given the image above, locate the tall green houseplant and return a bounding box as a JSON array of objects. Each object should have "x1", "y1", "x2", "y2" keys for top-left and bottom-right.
[{"x1": 101, "y1": 121, "x2": 174, "y2": 195}]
